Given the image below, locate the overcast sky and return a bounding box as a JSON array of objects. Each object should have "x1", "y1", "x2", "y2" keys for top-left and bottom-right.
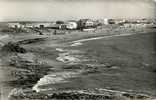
[{"x1": 0, "y1": 0, "x2": 155, "y2": 21}]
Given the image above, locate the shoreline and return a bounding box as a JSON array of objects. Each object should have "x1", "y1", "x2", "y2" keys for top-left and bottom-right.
[{"x1": 0, "y1": 28, "x2": 156, "y2": 100}]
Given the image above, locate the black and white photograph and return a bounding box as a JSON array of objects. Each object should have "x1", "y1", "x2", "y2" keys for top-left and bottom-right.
[{"x1": 0, "y1": 0, "x2": 156, "y2": 100}]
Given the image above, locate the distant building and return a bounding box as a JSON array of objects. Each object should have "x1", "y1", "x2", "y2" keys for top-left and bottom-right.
[
  {"x1": 103, "y1": 18, "x2": 109, "y2": 25},
  {"x1": 24, "y1": 22, "x2": 51, "y2": 28},
  {"x1": 7, "y1": 23, "x2": 21, "y2": 28},
  {"x1": 108, "y1": 19, "x2": 115, "y2": 24},
  {"x1": 56, "y1": 21, "x2": 64, "y2": 24},
  {"x1": 82, "y1": 28, "x2": 96, "y2": 31},
  {"x1": 85, "y1": 19, "x2": 94, "y2": 27},
  {"x1": 66, "y1": 21, "x2": 78, "y2": 30},
  {"x1": 114, "y1": 19, "x2": 126, "y2": 25},
  {"x1": 38, "y1": 23, "x2": 51, "y2": 28},
  {"x1": 59, "y1": 24, "x2": 67, "y2": 30},
  {"x1": 78, "y1": 19, "x2": 95, "y2": 30},
  {"x1": 48, "y1": 23, "x2": 60, "y2": 29},
  {"x1": 25, "y1": 23, "x2": 34, "y2": 28}
]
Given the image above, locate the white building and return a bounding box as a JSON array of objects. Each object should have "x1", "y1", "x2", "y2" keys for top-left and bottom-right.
[
  {"x1": 25, "y1": 23, "x2": 51, "y2": 28},
  {"x1": 66, "y1": 21, "x2": 78, "y2": 30},
  {"x1": 7, "y1": 23, "x2": 21, "y2": 28},
  {"x1": 103, "y1": 18, "x2": 109, "y2": 25},
  {"x1": 85, "y1": 19, "x2": 94, "y2": 27}
]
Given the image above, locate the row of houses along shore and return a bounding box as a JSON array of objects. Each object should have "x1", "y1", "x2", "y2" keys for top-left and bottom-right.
[{"x1": 6, "y1": 18, "x2": 156, "y2": 31}]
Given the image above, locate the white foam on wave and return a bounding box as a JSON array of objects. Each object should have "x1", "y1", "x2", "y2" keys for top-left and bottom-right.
[
  {"x1": 71, "y1": 33, "x2": 134, "y2": 43},
  {"x1": 56, "y1": 53, "x2": 81, "y2": 64},
  {"x1": 0, "y1": 34, "x2": 9, "y2": 40},
  {"x1": 57, "y1": 33, "x2": 135, "y2": 64},
  {"x1": 56, "y1": 48, "x2": 79, "y2": 64},
  {"x1": 56, "y1": 48, "x2": 65, "y2": 52},
  {"x1": 0, "y1": 34, "x2": 10, "y2": 46},
  {"x1": 70, "y1": 42, "x2": 82, "y2": 47},
  {"x1": 32, "y1": 71, "x2": 80, "y2": 92}
]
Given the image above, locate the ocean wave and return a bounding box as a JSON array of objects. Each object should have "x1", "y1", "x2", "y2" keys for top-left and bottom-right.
[
  {"x1": 56, "y1": 53, "x2": 81, "y2": 64},
  {"x1": 70, "y1": 42, "x2": 82, "y2": 47},
  {"x1": 56, "y1": 48, "x2": 65, "y2": 52},
  {"x1": 0, "y1": 34, "x2": 9, "y2": 40},
  {"x1": 32, "y1": 71, "x2": 80, "y2": 93},
  {"x1": 56, "y1": 48, "x2": 85, "y2": 64},
  {"x1": 0, "y1": 34, "x2": 10, "y2": 46},
  {"x1": 71, "y1": 33, "x2": 134, "y2": 43}
]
